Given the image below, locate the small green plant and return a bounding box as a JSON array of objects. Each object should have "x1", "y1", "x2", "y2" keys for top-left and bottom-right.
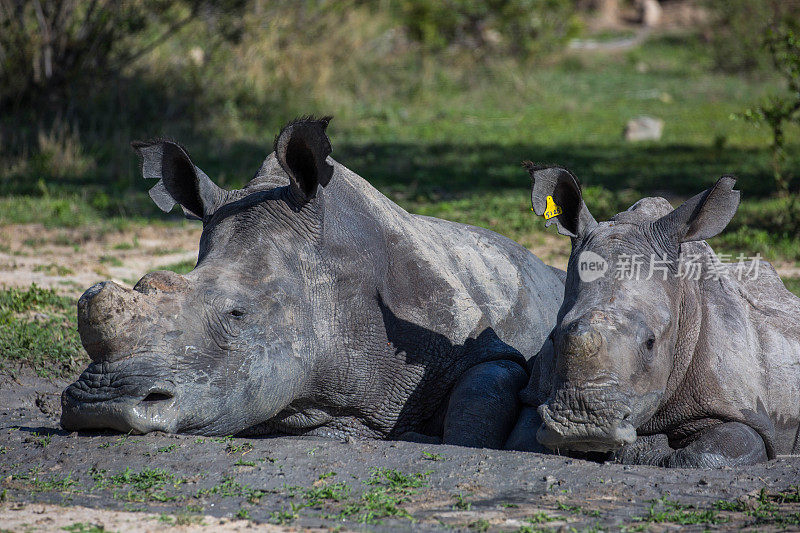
[
  {"x1": 194, "y1": 475, "x2": 265, "y2": 503},
  {"x1": 714, "y1": 499, "x2": 747, "y2": 512},
  {"x1": 452, "y1": 492, "x2": 472, "y2": 510},
  {"x1": 235, "y1": 507, "x2": 251, "y2": 520},
  {"x1": 61, "y1": 523, "x2": 107, "y2": 533},
  {"x1": 98, "y1": 433, "x2": 140, "y2": 448},
  {"x1": 158, "y1": 443, "x2": 177, "y2": 453},
  {"x1": 99, "y1": 255, "x2": 123, "y2": 267},
  {"x1": 557, "y1": 501, "x2": 601, "y2": 517},
  {"x1": 331, "y1": 468, "x2": 431, "y2": 524},
  {"x1": 639, "y1": 498, "x2": 725, "y2": 526},
  {"x1": 13, "y1": 469, "x2": 78, "y2": 493},
  {"x1": 526, "y1": 511, "x2": 554, "y2": 524},
  {"x1": 31, "y1": 431, "x2": 52, "y2": 448},
  {"x1": 225, "y1": 441, "x2": 253, "y2": 455},
  {"x1": 270, "y1": 507, "x2": 298, "y2": 525},
  {"x1": 33, "y1": 263, "x2": 74, "y2": 276},
  {"x1": 92, "y1": 466, "x2": 186, "y2": 503},
  {"x1": 468, "y1": 518, "x2": 490, "y2": 531},
  {"x1": 422, "y1": 451, "x2": 444, "y2": 461}
]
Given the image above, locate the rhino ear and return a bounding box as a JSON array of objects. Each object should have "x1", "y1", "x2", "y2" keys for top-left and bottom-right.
[
  {"x1": 274, "y1": 116, "x2": 333, "y2": 202},
  {"x1": 524, "y1": 163, "x2": 597, "y2": 238},
  {"x1": 653, "y1": 176, "x2": 740, "y2": 243},
  {"x1": 131, "y1": 140, "x2": 225, "y2": 220}
]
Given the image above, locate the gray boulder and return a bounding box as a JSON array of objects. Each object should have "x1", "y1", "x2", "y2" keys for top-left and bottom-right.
[{"x1": 624, "y1": 116, "x2": 663, "y2": 142}]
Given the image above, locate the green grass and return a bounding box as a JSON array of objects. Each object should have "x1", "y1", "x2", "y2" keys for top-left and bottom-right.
[
  {"x1": 11, "y1": 469, "x2": 79, "y2": 493},
  {"x1": 0, "y1": 284, "x2": 85, "y2": 377},
  {"x1": 91, "y1": 467, "x2": 187, "y2": 503},
  {"x1": 2, "y1": 31, "x2": 799, "y2": 261},
  {"x1": 163, "y1": 259, "x2": 196, "y2": 275},
  {"x1": 639, "y1": 498, "x2": 725, "y2": 526},
  {"x1": 783, "y1": 277, "x2": 800, "y2": 296},
  {"x1": 61, "y1": 524, "x2": 109, "y2": 533}
]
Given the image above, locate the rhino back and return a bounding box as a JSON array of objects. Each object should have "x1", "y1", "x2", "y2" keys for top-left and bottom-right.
[
  {"x1": 326, "y1": 159, "x2": 562, "y2": 359},
  {"x1": 729, "y1": 260, "x2": 800, "y2": 454},
  {"x1": 675, "y1": 253, "x2": 800, "y2": 456},
  {"x1": 244, "y1": 156, "x2": 562, "y2": 437}
]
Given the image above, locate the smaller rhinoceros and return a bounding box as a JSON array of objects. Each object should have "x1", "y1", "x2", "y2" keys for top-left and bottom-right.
[{"x1": 506, "y1": 164, "x2": 800, "y2": 467}]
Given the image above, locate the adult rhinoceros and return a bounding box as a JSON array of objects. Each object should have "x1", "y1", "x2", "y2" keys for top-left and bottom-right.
[
  {"x1": 61, "y1": 117, "x2": 564, "y2": 448},
  {"x1": 508, "y1": 164, "x2": 800, "y2": 466}
]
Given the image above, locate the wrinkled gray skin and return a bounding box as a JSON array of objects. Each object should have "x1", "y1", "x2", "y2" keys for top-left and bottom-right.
[
  {"x1": 61, "y1": 118, "x2": 564, "y2": 448},
  {"x1": 506, "y1": 164, "x2": 800, "y2": 467}
]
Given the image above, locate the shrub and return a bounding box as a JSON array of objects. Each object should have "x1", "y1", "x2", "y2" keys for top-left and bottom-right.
[
  {"x1": 391, "y1": 0, "x2": 580, "y2": 56},
  {"x1": 704, "y1": 0, "x2": 800, "y2": 73}
]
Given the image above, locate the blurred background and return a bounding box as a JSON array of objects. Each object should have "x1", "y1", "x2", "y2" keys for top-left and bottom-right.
[{"x1": 0, "y1": 0, "x2": 799, "y2": 280}]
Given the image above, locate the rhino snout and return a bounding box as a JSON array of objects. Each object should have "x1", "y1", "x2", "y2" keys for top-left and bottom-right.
[
  {"x1": 77, "y1": 281, "x2": 156, "y2": 363},
  {"x1": 536, "y1": 386, "x2": 636, "y2": 452},
  {"x1": 61, "y1": 379, "x2": 179, "y2": 434}
]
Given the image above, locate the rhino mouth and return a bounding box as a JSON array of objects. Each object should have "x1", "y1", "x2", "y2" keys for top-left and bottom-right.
[
  {"x1": 61, "y1": 361, "x2": 179, "y2": 434},
  {"x1": 536, "y1": 386, "x2": 637, "y2": 453}
]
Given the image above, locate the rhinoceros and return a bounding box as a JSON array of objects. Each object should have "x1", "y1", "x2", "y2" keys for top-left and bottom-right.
[
  {"x1": 507, "y1": 164, "x2": 800, "y2": 467},
  {"x1": 60, "y1": 118, "x2": 564, "y2": 448}
]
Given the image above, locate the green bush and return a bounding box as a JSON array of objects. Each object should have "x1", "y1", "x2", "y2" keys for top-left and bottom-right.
[
  {"x1": 393, "y1": 0, "x2": 579, "y2": 56},
  {"x1": 704, "y1": 0, "x2": 800, "y2": 73}
]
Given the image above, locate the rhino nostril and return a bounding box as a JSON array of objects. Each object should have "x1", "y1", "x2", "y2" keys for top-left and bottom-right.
[{"x1": 141, "y1": 391, "x2": 173, "y2": 403}]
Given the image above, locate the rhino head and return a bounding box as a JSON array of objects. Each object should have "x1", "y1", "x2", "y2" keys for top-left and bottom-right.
[
  {"x1": 525, "y1": 164, "x2": 740, "y2": 453},
  {"x1": 61, "y1": 117, "x2": 337, "y2": 435}
]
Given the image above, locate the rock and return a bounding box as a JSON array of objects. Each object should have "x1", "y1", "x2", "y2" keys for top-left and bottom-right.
[
  {"x1": 624, "y1": 116, "x2": 663, "y2": 142},
  {"x1": 638, "y1": 0, "x2": 662, "y2": 27}
]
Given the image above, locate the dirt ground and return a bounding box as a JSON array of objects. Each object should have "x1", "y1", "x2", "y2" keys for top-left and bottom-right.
[
  {"x1": 2, "y1": 370, "x2": 800, "y2": 532},
  {"x1": 2, "y1": 223, "x2": 800, "y2": 531},
  {"x1": 0, "y1": 223, "x2": 202, "y2": 297}
]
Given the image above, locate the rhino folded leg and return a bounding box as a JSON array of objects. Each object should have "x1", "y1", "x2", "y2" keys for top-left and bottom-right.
[
  {"x1": 504, "y1": 406, "x2": 551, "y2": 453},
  {"x1": 614, "y1": 423, "x2": 768, "y2": 468},
  {"x1": 442, "y1": 360, "x2": 528, "y2": 449},
  {"x1": 399, "y1": 431, "x2": 442, "y2": 445}
]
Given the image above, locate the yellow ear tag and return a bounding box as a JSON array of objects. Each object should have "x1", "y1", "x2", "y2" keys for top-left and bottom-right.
[{"x1": 543, "y1": 195, "x2": 562, "y2": 220}]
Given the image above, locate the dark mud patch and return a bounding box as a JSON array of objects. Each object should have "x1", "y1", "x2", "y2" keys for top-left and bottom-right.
[{"x1": 2, "y1": 370, "x2": 799, "y2": 531}]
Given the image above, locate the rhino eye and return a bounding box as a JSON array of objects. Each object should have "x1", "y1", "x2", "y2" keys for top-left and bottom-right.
[
  {"x1": 228, "y1": 309, "x2": 246, "y2": 318},
  {"x1": 645, "y1": 337, "x2": 655, "y2": 350}
]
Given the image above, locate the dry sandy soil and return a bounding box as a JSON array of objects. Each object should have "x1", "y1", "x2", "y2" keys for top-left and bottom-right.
[
  {"x1": 0, "y1": 223, "x2": 202, "y2": 296},
  {"x1": 2, "y1": 222, "x2": 800, "y2": 531}
]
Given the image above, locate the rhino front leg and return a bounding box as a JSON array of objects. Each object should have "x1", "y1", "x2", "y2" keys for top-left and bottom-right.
[
  {"x1": 504, "y1": 406, "x2": 551, "y2": 453},
  {"x1": 442, "y1": 360, "x2": 528, "y2": 448},
  {"x1": 614, "y1": 423, "x2": 768, "y2": 468}
]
